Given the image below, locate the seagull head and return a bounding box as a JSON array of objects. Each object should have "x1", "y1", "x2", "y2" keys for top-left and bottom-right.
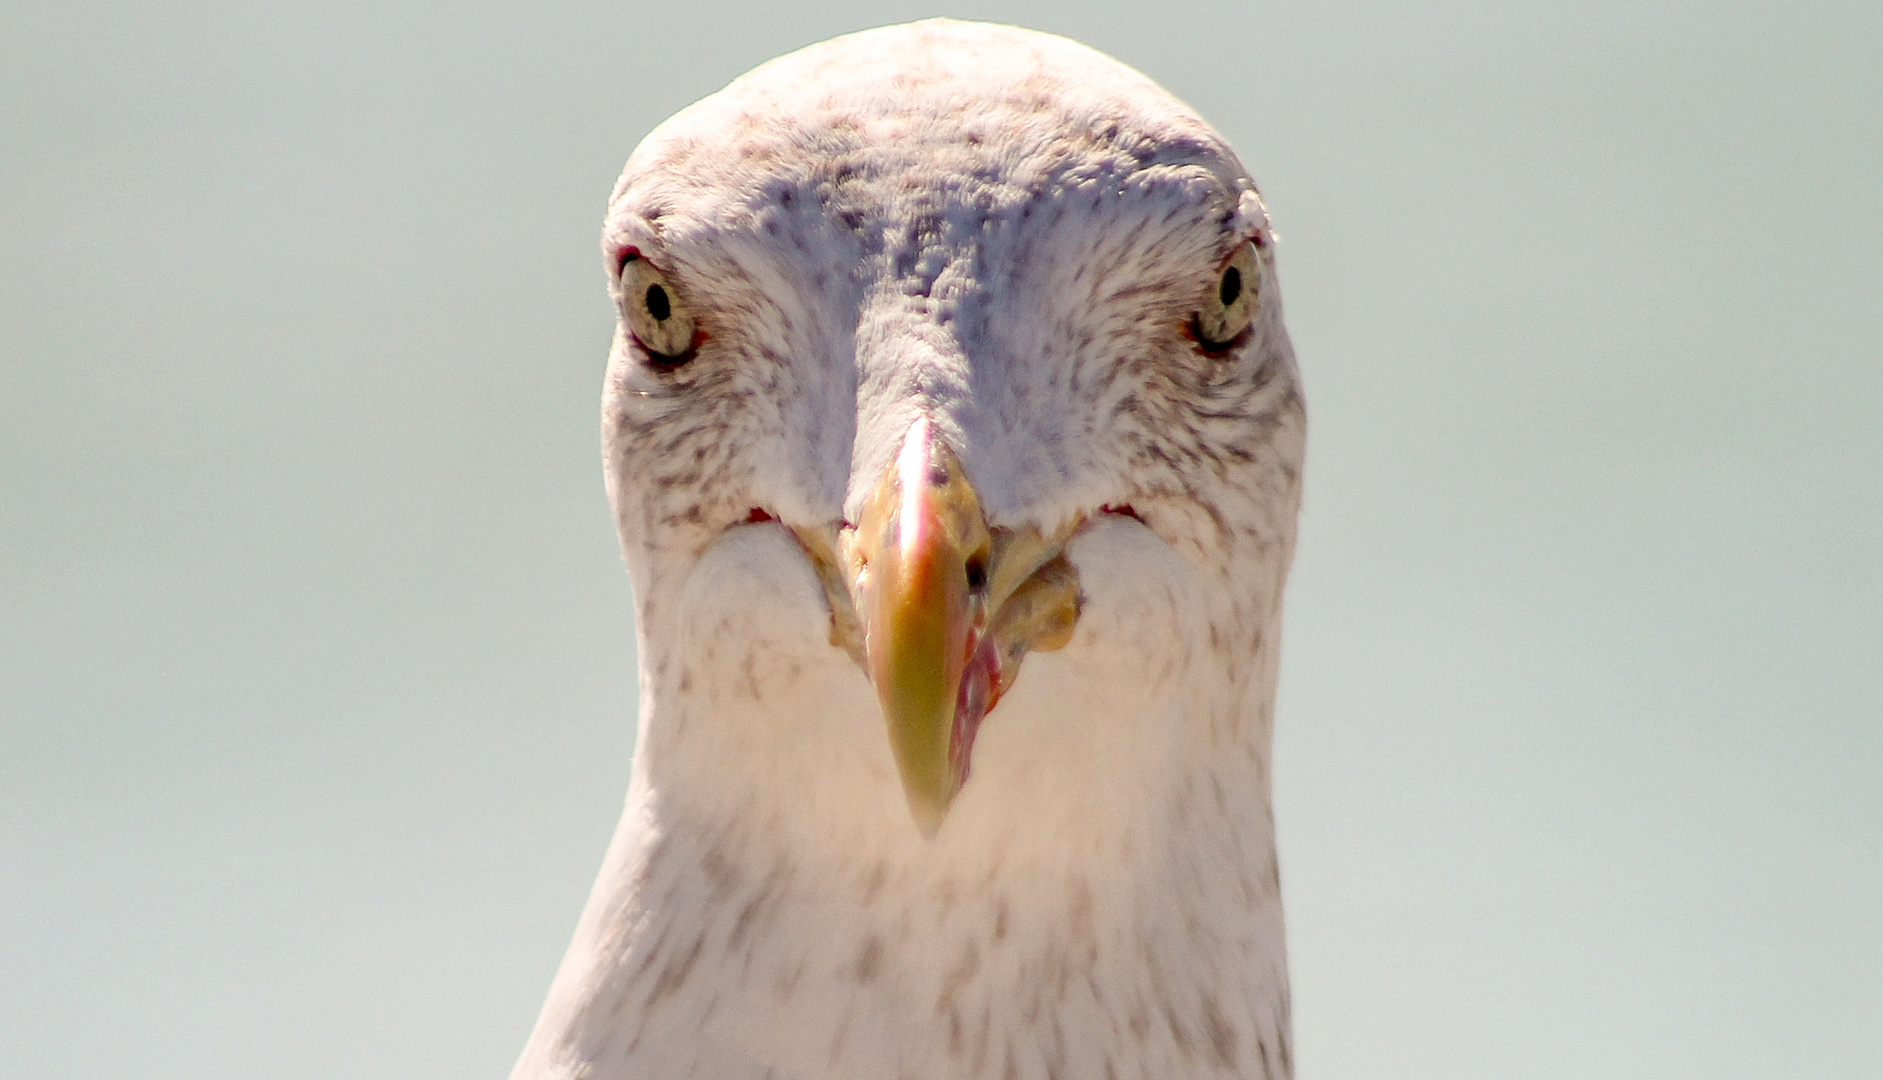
[{"x1": 598, "y1": 20, "x2": 1303, "y2": 845}]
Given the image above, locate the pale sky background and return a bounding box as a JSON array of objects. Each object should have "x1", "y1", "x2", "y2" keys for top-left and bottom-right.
[{"x1": 3, "y1": 2, "x2": 1878, "y2": 1078}]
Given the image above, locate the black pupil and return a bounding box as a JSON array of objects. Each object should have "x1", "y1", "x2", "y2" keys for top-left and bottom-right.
[
  {"x1": 1219, "y1": 266, "x2": 1242, "y2": 308},
  {"x1": 645, "y1": 284, "x2": 671, "y2": 322}
]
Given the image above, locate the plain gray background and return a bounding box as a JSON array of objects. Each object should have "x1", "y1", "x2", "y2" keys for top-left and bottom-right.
[{"x1": 4, "y1": 1, "x2": 1878, "y2": 1077}]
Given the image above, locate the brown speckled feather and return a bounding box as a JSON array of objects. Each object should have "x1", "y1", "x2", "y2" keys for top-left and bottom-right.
[{"x1": 513, "y1": 19, "x2": 1304, "y2": 1080}]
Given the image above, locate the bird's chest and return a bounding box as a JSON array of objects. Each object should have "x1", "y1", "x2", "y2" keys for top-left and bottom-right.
[{"x1": 613, "y1": 816, "x2": 1283, "y2": 1080}]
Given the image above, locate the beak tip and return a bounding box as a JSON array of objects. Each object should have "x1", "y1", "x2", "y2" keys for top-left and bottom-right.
[{"x1": 906, "y1": 793, "x2": 950, "y2": 839}]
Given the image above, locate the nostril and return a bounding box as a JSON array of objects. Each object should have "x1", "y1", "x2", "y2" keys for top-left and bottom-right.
[{"x1": 964, "y1": 552, "x2": 988, "y2": 591}]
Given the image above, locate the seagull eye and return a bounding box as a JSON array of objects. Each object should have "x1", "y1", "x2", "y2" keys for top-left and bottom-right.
[
  {"x1": 620, "y1": 255, "x2": 698, "y2": 363},
  {"x1": 1192, "y1": 241, "x2": 1260, "y2": 353}
]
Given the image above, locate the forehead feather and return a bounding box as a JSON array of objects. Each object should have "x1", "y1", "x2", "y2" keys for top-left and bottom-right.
[{"x1": 607, "y1": 20, "x2": 1255, "y2": 243}]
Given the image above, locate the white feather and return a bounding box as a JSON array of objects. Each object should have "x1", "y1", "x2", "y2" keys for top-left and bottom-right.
[{"x1": 514, "y1": 19, "x2": 1305, "y2": 1080}]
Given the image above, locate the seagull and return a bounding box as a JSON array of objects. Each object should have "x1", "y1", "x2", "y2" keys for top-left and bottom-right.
[{"x1": 511, "y1": 19, "x2": 1305, "y2": 1080}]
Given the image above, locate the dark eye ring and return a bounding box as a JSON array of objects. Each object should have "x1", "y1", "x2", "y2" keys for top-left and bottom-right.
[
  {"x1": 619, "y1": 255, "x2": 698, "y2": 364},
  {"x1": 1192, "y1": 242, "x2": 1260, "y2": 353}
]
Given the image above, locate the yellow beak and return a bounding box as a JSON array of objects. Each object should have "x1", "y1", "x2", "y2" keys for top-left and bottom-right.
[
  {"x1": 847, "y1": 419, "x2": 990, "y2": 835},
  {"x1": 842, "y1": 420, "x2": 1082, "y2": 836}
]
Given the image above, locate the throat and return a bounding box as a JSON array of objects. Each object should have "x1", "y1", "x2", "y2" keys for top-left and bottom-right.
[
  {"x1": 600, "y1": 553, "x2": 1294, "y2": 1076},
  {"x1": 606, "y1": 723, "x2": 1290, "y2": 1080}
]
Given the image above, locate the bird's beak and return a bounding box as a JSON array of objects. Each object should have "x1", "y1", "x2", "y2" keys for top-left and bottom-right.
[
  {"x1": 839, "y1": 419, "x2": 1081, "y2": 836},
  {"x1": 849, "y1": 419, "x2": 987, "y2": 835}
]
